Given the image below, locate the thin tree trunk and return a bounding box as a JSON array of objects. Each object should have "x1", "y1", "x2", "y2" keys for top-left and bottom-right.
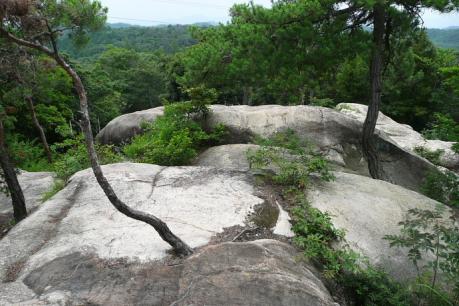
[
  {"x1": 53, "y1": 55, "x2": 193, "y2": 257},
  {"x1": 0, "y1": 119, "x2": 27, "y2": 223},
  {"x1": 26, "y1": 96, "x2": 52, "y2": 163},
  {"x1": 362, "y1": 3, "x2": 385, "y2": 179}
]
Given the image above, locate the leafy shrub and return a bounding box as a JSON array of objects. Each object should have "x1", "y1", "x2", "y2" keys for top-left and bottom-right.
[
  {"x1": 421, "y1": 170, "x2": 459, "y2": 207},
  {"x1": 385, "y1": 206, "x2": 459, "y2": 304},
  {"x1": 248, "y1": 131, "x2": 411, "y2": 305},
  {"x1": 414, "y1": 146, "x2": 444, "y2": 165},
  {"x1": 452, "y1": 143, "x2": 459, "y2": 154},
  {"x1": 52, "y1": 134, "x2": 122, "y2": 180},
  {"x1": 247, "y1": 130, "x2": 334, "y2": 190},
  {"x1": 6, "y1": 135, "x2": 50, "y2": 172},
  {"x1": 123, "y1": 87, "x2": 226, "y2": 166},
  {"x1": 41, "y1": 179, "x2": 65, "y2": 202},
  {"x1": 310, "y1": 97, "x2": 336, "y2": 108},
  {"x1": 423, "y1": 113, "x2": 459, "y2": 143}
]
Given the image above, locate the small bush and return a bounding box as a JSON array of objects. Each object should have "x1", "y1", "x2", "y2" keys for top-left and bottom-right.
[
  {"x1": 385, "y1": 206, "x2": 459, "y2": 304},
  {"x1": 423, "y1": 113, "x2": 459, "y2": 142},
  {"x1": 421, "y1": 170, "x2": 459, "y2": 207},
  {"x1": 247, "y1": 129, "x2": 334, "y2": 190},
  {"x1": 123, "y1": 87, "x2": 226, "y2": 166},
  {"x1": 414, "y1": 146, "x2": 444, "y2": 165},
  {"x1": 41, "y1": 179, "x2": 65, "y2": 202},
  {"x1": 248, "y1": 131, "x2": 411, "y2": 305},
  {"x1": 452, "y1": 143, "x2": 459, "y2": 154},
  {"x1": 6, "y1": 135, "x2": 50, "y2": 172},
  {"x1": 52, "y1": 134, "x2": 122, "y2": 180},
  {"x1": 310, "y1": 97, "x2": 335, "y2": 108}
]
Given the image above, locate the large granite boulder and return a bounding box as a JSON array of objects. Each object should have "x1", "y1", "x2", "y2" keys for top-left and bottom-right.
[
  {"x1": 0, "y1": 240, "x2": 336, "y2": 306},
  {"x1": 309, "y1": 171, "x2": 455, "y2": 282},
  {"x1": 96, "y1": 107, "x2": 164, "y2": 145},
  {"x1": 97, "y1": 105, "x2": 439, "y2": 192},
  {"x1": 0, "y1": 171, "x2": 54, "y2": 226},
  {"x1": 195, "y1": 145, "x2": 456, "y2": 282},
  {"x1": 336, "y1": 103, "x2": 459, "y2": 171},
  {"x1": 0, "y1": 163, "x2": 333, "y2": 305}
]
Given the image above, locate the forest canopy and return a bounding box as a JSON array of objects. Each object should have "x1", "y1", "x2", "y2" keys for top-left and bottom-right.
[{"x1": 1, "y1": 1, "x2": 458, "y2": 173}]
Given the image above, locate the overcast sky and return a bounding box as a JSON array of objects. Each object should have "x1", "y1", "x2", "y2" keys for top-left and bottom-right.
[{"x1": 101, "y1": 0, "x2": 459, "y2": 29}]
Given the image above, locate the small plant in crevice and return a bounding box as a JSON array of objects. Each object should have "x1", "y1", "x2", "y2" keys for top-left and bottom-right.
[
  {"x1": 247, "y1": 129, "x2": 334, "y2": 190},
  {"x1": 414, "y1": 146, "x2": 444, "y2": 165},
  {"x1": 41, "y1": 179, "x2": 66, "y2": 203},
  {"x1": 421, "y1": 170, "x2": 459, "y2": 208},
  {"x1": 384, "y1": 205, "x2": 459, "y2": 305},
  {"x1": 123, "y1": 86, "x2": 226, "y2": 166},
  {"x1": 247, "y1": 130, "x2": 410, "y2": 305}
]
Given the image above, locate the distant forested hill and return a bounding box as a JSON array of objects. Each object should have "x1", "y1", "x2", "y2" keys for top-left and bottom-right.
[
  {"x1": 58, "y1": 24, "x2": 196, "y2": 59},
  {"x1": 427, "y1": 28, "x2": 459, "y2": 50}
]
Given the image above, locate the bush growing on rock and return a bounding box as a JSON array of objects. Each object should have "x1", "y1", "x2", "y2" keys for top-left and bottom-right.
[
  {"x1": 52, "y1": 134, "x2": 122, "y2": 181},
  {"x1": 123, "y1": 87, "x2": 226, "y2": 166},
  {"x1": 421, "y1": 170, "x2": 459, "y2": 208},
  {"x1": 414, "y1": 146, "x2": 445, "y2": 165},
  {"x1": 385, "y1": 205, "x2": 459, "y2": 304},
  {"x1": 248, "y1": 131, "x2": 416, "y2": 305}
]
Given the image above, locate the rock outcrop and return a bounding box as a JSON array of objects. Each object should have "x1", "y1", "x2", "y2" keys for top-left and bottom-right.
[
  {"x1": 309, "y1": 171, "x2": 454, "y2": 282},
  {"x1": 0, "y1": 163, "x2": 334, "y2": 305},
  {"x1": 193, "y1": 143, "x2": 260, "y2": 171},
  {"x1": 96, "y1": 106, "x2": 164, "y2": 145},
  {"x1": 0, "y1": 171, "x2": 54, "y2": 226},
  {"x1": 336, "y1": 103, "x2": 459, "y2": 171},
  {"x1": 0, "y1": 240, "x2": 336, "y2": 306},
  {"x1": 97, "y1": 105, "x2": 440, "y2": 192},
  {"x1": 194, "y1": 144, "x2": 455, "y2": 282}
]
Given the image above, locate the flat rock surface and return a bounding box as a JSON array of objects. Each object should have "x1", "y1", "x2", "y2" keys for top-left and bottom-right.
[
  {"x1": 193, "y1": 143, "x2": 260, "y2": 171},
  {"x1": 0, "y1": 163, "x2": 264, "y2": 278},
  {"x1": 337, "y1": 103, "x2": 459, "y2": 171},
  {"x1": 309, "y1": 171, "x2": 455, "y2": 281}
]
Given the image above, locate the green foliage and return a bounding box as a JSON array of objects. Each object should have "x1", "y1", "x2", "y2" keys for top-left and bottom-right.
[
  {"x1": 41, "y1": 179, "x2": 65, "y2": 203},
  {"x1": 59, "y1": 24, "x2": 196, "y2": 60},
  {"x1": 123, "y1": 87, "x2": 226, "y2": 166},
  {"x1": 385, "y1": 206, "x2": 459, "y2": 304},
  {"x1": 427, "y1": 28, "x2": 459, "y2": 50},
  {"x1": 292, "y1": 198, "x2": 356, "y2": 279},
  {"x1": 6, "y1": 135, "x2": 50, "y2": 172},
  {"x1": 89, "y1": 47, "x2": 168, "y2": 113},
  {"x1": 423, "y1": 113, "x2": 459, "y2": 142},
  {"x1": 247, "y1": 130, "x2": 334, "y2": 190},
  {"x1": 453, "y1": 143, "x2": 459, "y2": 154},
  {"x1": 52, "y1": 135, "x2": 122, "y2": 180},
  {"x1": 421, "y1": 170, "x2": 459, "y2": 207},
  {"x1": 248, "y1": 130, "x2": 411, "y2": 305},
  {"x1": 179, "y1": 1, "x2": 362, "y2": 106},
  {"x1": 309, "y1": 98, "x2": 336, "y2": 108},
  {"x1": 414, "y1": 146, "x2": 444, "y2": 165},
  {"x1": 43, "y1": 0, "x2": 107, "y2": 48}
]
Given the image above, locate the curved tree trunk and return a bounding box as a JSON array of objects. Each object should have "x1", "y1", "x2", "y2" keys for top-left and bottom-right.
[
  {"x1": 362, "y1": 3, "x2": 385, "y2": 179},
  {"x1": 55, "y1": 55, "x2": 193, "y2": 257},
  {"x1": 0, "y1": 119, "x2": 27, "y2": 223},
  {"x1": 26, "y1": 96, "x2": 52, "y2": 163}
]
